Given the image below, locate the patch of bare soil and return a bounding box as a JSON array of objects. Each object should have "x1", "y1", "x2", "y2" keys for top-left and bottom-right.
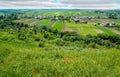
[
  {"x1": 95, "y1": 29, "x2": 103, "y2": 34},
  {"x1": 64, "y1": 28, "x2": 74, "y2": 32},
  {"x1": 51, "y1": 22, "x2": 56, "y2": 27},
  {"x1": 73, "y1": 28, "x2": 79, "y2": 33}
]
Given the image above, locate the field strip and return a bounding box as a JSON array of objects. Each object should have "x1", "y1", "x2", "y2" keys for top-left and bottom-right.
[
  {"x1": 95, "y1": 29, "x2": 103, "y2": 34},
  {"x1": 51, "y1": 22, "x2": 56, "y2": 27},
  {"x1": 105, "y1": 27, "x2": 120, "y2": 35},
  {"x1": 61, "y1": 23, "x2": 66, "y2": 32},
  {"x1": 25, "y1": 19, "x2": 37, "y2": 25},
  {"x1": 96, "y1": 25, "x2": 115, "y2": 35},
  {"x1": 36, "y1": 22, "x2": 40, "y2": 25},
  {"x1": 73, "y1": 28, "x2": 79, "y2": 33},
  {"x1": 16, "y1": 19, "x2": 35, "y2": 25},
  {"x1": 23, "y1": 19, "x2": 34, "y2": 24},
  {"x1": 30, "y1": 20, "x2": 40, "y2": 26},
  {"x1": 53, "y1": 21, "x2": 63, "y2": 31},
  {"x1": 63, "y1": 28, "x2": 73, "y2": 32}
]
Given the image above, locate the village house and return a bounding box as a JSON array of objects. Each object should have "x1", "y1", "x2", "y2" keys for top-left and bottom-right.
[
  {"x1": 99, "y1": 22, "x2": 116, "y2": 27},
  {"x1": 73, "y1": 18, "x2": 80, "y2": 23},
  {"x1": 34, "y1": 16, "x2": 42, "y2": 19}
]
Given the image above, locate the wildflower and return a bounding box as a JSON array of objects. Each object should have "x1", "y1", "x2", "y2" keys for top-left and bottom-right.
[
  {"x1": 63, "y1": 57, "x2": 70, "y2": 63},
  {"x1": 53, "y1": 62, "x2": 56, "y2": 65},
  {"x1": 32, "y1": 68, "x2": 36, "y2": 73}
]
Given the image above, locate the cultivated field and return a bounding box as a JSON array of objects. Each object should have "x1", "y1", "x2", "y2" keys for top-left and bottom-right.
[
  {"x1": 15, "y1": 19, "x2": 116, "y2": 35},
  {"x1": 15, "y1": 18, "x2": 40, "y2": 26},
  {"x1": 15, "y1": 19, "x2": 52, "y2": 27},
  {"x1": 23, "y1": 10, "x2": 106, "y2": 16},
  {"x1": 53, "y1": 21, "x2": 63, "y2": 32},
  {"x1": 64, "y1": 21, "x2": 114, "y2": 35}
]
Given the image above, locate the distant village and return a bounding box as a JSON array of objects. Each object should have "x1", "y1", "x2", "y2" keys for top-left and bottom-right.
[{"x1": 16, "y1": 14, "x2": 118, "y2": 27}]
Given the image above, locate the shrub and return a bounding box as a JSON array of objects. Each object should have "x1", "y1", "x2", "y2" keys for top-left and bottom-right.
[
  {"x1": 33, "y1": 34, "x2": 44, "y2": 41},
  {"x1": 55, "y1": 39, "x2": 65, "y2": 46},
  {"x1": 35, "y1": 38, "x2": 40, "y2": 41},
  {"x1": 0, "y1": 35, "x2": 15, "y2": 41},
  {"x1": 88, "y1": 42, "x2": 97, "y2": 48},
  {"x1": 38, "y1": 41, "x2": 45, "y2": 47},
  {"x1": 18, "y1": 34, "x2": 26, "y2": 40},
  {"x1": 104, "y1": 40, "x2": 114, "y2": 48},
  {"x1": 115, "y1": 45, "x2": 120, "y2": 49},
  {"x1": 43, "y1": 32, "x2": 56, "y2": 40}
]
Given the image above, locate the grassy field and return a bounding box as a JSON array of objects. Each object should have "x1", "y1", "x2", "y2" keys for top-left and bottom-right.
[
  {"x1": 15, "y1": 18, "x2": 40, "y2": 26},
  {"x1": 96, "y1": 25, "x2": 115, "y2": 35},
  {"x1": 15, "y1": 19, "x2": 116, "y2": 35},
  {"x1": 111, "y1": 19, "x2": 120, "y2": 24},
  {"x1": 53, "y1": 21, "x2": 63, "y2": 31},
  {"x1": 15, "y1": 19, "x2": 52, "y2": 27},
  {"x1": 65, "y1": 21, "x2": 98, "y2": 35},
  {"x1": 0, "y1": 13, "x2": 4, "y2": 16},
  {"x1": 80, "y1": 11, "x2": 105, "y2": 16},
  {"x1": 39, "y1": 19, "x2": 52, "y2": 26},
  {"x1": 1, "y1": 9, "x2": 120, "y2": 77},
  {"x1": 23, "y1": 10, "x2": 105, "y2": 16},
  {"x1": 101, "y1": 19, "x2": 120, "y2": 24},
  {"x1": 0, "y1": 21, "x2": 120, "y2": 77},
  {"x1": 0, "y1": 38, "x2": 120, "y2": 77},
  {"x1": 65, "y1": 21, "x2": 115, "y2": 35}
]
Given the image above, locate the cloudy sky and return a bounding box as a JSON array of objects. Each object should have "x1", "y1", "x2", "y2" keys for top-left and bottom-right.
[{"x1": 0, "y1": 0, "x2": 120, "y2": 9}]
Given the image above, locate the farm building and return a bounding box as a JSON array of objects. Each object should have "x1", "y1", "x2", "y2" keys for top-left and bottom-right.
[
  {"x1": 99, "y1": 22, "x2": 116, "y2": 26},
  {"x1": 73, "y1": 18, "x2": 80, "y2": 23},
  {"x1": 35, "y1": 16, "x2": 42, "y2": 19}
]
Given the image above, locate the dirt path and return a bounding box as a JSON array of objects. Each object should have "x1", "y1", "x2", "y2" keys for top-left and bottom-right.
[
  {"x1": 64, "y1": 28, "x2": 73, "y2": 32},
  {"x1": 61, "y1": 22, "x2": 66, "y2": 32},
  {"x1": 105, "y1": 27, "x2": 120, "y2": 35},
  {"x1": 51, "y1": 21, "x2": 56, "y2": 27}
]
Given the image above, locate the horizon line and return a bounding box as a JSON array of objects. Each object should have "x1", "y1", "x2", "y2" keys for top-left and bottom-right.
[{"x1": 0, "y1": 8, "x2": 120, "y2": 10}]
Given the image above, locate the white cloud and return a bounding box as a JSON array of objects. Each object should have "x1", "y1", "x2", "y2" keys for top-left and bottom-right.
[
  {"x1": 0, "y1": 0, "x2": 119, "y2": 9},
  {"x1": 60, "y1": 0, "x2": 118, "y2": 3}
]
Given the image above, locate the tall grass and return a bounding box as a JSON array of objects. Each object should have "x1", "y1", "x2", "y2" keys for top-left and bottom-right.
[{"x1": 0, "y1": 40, "x2": 120, "y2": 77}]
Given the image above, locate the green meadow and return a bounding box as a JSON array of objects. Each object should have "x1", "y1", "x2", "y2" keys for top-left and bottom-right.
[
  {"x1": 0, "y1": 9, "x2": 120, "y2": 77},
  {"x1": 65, "y1": 21, "x2": 115, "y2": 35},
  {"x1": 0, "y1": 33, "x2": 120, "y2": 77},
  {"x1": 53, "y1": 21, "x2": 63, "y2": 31}
]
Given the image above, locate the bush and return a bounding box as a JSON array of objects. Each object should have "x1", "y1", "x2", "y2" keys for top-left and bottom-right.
[
  {"x1": 88, "y1": 42, "x2": 97, "y2": 48},
  {"x1": 43, "y1": 32, "x2": 56, "y2": 40},
  {"x1": 35, "y1": 38, "x2": 40, "y2": 41},
  {"x1": 33, "y1": 34, "x2": 44, "y2": 41},
  {"x1": 103, "y1": 40, "x2": 114, "y2": 48},
  {"x1": 38, "y1": 41, "x2": 45, "y2": 47},
  {"x1": 18, "y1": 34, "x2": 26, "y2": 40},
  {"x1": 0, "y1": 35, "x2": 15, "y2": 41},
  {"x1": 55, "y1": 39, "x2": 65, "y2": 46},
  {"x1": 115, "y1": 45, "x2": 120, "y2": 49}
]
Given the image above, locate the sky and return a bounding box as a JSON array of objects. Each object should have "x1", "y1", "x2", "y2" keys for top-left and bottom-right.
[{"x1": 0, "y1": 0, "x2": 120, "y2": 9}]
